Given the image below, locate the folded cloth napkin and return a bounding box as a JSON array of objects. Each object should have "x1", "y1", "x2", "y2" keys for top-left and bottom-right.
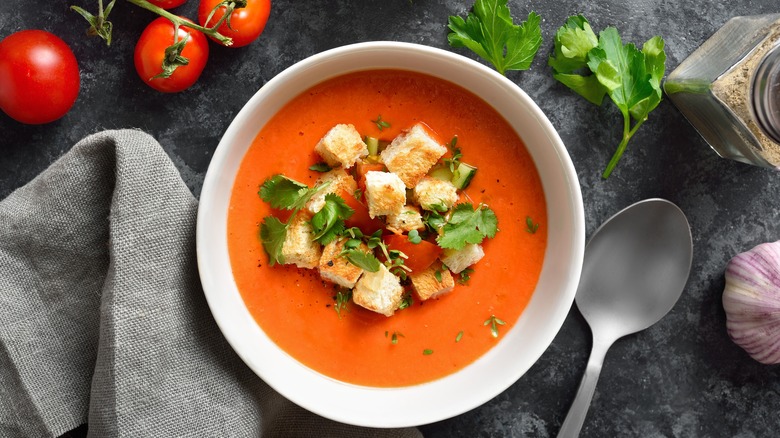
[{"x1": 0, "y1": 130, "x2": 422, "y2": 438}]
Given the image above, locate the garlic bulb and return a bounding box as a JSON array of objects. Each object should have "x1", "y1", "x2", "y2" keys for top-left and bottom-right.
[{"x1": 723, "y1": 241, "x2": 780, "y2": 364}]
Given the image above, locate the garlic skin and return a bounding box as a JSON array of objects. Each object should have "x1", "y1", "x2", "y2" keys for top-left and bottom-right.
[{"x1": 723, "y1": 241, "x2": 780, "y2": 364}]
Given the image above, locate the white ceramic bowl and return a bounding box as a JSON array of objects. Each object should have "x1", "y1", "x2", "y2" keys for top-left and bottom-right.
[{"x1": 197, "y1": 41, "x2": 584, "y2": 428}]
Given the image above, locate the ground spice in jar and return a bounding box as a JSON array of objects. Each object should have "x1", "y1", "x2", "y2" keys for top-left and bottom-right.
[{"x1": 711, "y1": 21, "x2": 780, "y2": 166}]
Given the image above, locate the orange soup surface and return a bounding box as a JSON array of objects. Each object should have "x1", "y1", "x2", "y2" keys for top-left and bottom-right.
[{"x1": 228, "y1": 70, "x2": 547, "y2": 387}]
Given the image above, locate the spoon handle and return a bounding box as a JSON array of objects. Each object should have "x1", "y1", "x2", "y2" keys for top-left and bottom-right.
[{"x1": 556, "y1": 337, "x2": 612, "y2": 438}]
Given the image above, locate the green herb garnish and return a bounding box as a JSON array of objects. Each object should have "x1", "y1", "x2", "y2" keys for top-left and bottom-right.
[
  {"x1": 343, "y1": 249, "x2": 381, "y2": 272},
  {"x1": 549, "y1": 14, "x2": 666, "y2": 178},
  {"x1": 372, "y1": 114, "x2": 391, "y2": 131},
  {"x1": 310, "y1": 194, "x2": 354, "y2": 245},
  {"x1": 437, "y1": 203, "x2": 498, "y2": 250},
  {"x1": 334, "y1": 289, "x2": 352, "y2": 319},
  {"x1": 447, "y1": 0, "x2": 543, "y2": 75},
  {"x1": 386, "y1": 331, "x2": 405, "y2": 344},
  {"x1": 443, "y1": 136, "x2": 462, "y2": 172},
  {"x1": 408, "y1": 229, "x2": 422, "y2": 244},
  {"x1": 458, "y1": 268, "x2": 474, "y2": 285},
  {"x1": 309, "y1": 162, "x2": 332, "y2": 172},
  {"x1": 258, "y1": 175, "x2": 330, "y2": 265},
  {"x1": 456, "y1": 331, "x2": 464, "y2": 343},
  {"x1": 423, "y1": 349, "x2": 434, "y2": 355},
  {"x1": 484, "y1": 315, "x2": 506, "y2": 338},
  {"x1": 525, "y1": 216, "x2": 539, "y2": 234},
  {"x1": 398, "y1": 292, "x2": 414, "y2": 310}
]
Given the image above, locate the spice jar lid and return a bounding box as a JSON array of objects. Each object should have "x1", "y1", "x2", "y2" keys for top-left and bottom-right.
[{"x1": 752, "y1": 42, "x2": 780, "y2": 144}]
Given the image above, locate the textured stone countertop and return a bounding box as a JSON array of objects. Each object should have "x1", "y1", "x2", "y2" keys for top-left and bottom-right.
[{"x1": 2, "y1": 1, "x2": 780, "y2": 437}]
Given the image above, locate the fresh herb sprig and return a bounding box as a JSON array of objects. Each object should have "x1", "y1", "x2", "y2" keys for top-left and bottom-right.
[
  {"x1": 447, "y1": 0, "x2": 543, "y2": 75},
  {"x1": 258, "y1": 175, "x2": 330, "y2": 265},
  {"x1": 484, "y1": 315, "x2": 506, "y2": 338},
  {"x1": 310, "y1": 194, "x2": 354, "y2": 245},
  {"x1": 437, "y1": 203, "x2": 498, "y2": 250},
  {"x1": 549, "y1": 14, "x2": 666, "y2": 178}
]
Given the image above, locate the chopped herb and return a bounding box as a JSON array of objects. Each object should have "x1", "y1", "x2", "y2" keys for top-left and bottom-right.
[
  {"x1": 443, "y1": 136, "x2": 462, "y2": 172},
  {"x1": 372, "y1": 114, "x2": 391, "y2": 131},
  {"x1": 408, "y1": 229, "x2": 422, "y2": 244},
  {"x1": 456, "y1": 330, "x2": 464, "y2": 342},
  {"x1": 353, "y1": 188, "x2": 363, "y2": 200},
  {"x1": 398, "y1": 292, "x2": 414, "y2": 310},
  {"x1": 423, "y1": 209, "x2": 447, "y2": 232},
  {"x1": 334, "y1": 289, "x2": 352, "y2": 318},
  {"x1": 309, "y1": 162, "x2": 332, "y2": 172},
  {"x1": 386, "y1": 331, "x2": 405, "y2": 344},
  {"x1": 447, "y1": 0, "x2": 543, "y2": 76},
  {"x1": 525, "y1": 216, "x2": 539, "y2": 234},
  {"x1": 458, "y1": 268, "x2": 474, "y2": 285},
  {"x1": 423, "y1": 349, "x2": 434, "y2": 355},
  {"x1": 437, "y1": 203, "x2": 498, "y2": 250},
  {"x1": 343, "y1": 249, "x2": 381, "y2": 272},
  {"x1": 310, "y1": 194, "x2": 354, "y2": 245},
  {"x1": 484, "y1": 315, "x2": 507, "y2": 338}
]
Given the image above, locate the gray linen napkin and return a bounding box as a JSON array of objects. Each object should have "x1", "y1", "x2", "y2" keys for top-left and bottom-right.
[{"x1": 0, "y1": 129, "x2": 423, "y2": 438}]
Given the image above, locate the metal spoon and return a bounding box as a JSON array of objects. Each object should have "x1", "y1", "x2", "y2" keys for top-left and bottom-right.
[{"x1": 557, "y1": 198, "x2": 693, "y2": 438}]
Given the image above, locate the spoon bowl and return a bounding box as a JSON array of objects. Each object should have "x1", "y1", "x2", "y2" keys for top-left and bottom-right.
[{"x1": 558, "y1": 198, "x2": 693, "y2": 437}]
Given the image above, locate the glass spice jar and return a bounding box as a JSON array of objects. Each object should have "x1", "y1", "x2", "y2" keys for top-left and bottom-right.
[{"x1": 664, "y1": 14, "x2": 780, "y2": 169}]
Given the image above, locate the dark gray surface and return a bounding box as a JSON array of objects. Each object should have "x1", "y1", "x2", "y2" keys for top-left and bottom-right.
[{"x1": 2, "y1": 1, "x2": 779, "y2": 437}]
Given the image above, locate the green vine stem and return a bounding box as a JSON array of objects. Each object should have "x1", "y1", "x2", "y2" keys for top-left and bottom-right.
[{"x1": 125, "y1": 0, "x2": 234, "y2": 46}]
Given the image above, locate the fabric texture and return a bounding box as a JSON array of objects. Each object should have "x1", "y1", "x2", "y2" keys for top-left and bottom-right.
[{"x1": 0, "y1": 130, "x2": 422, "y2": 438}]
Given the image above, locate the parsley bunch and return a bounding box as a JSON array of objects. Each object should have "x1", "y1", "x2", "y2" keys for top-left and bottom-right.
[
  {"x1": 447, "y1": 0, "x2": 543, "y2": 75},
  {"x1": 549, "y1": 15, "x2": 666, "y2": 178}
]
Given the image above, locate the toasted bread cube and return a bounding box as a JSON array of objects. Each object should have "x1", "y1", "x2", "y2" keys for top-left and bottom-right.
[
  {"x1": 441, "y1": 243, "x2": 484, "y2": 274},
  {"x1": 281, "y1": 213, "x2": 322, "y2": 269},
  {"x1": 411, "y1": 262, "x2": 455, "y2": 301},
  {"x1": 364, "y1": 171, "x2": 406, "y2": 218},
  {"x1": 385, "y1": 205, "x2": 424, "y2": 234},
  {"x1": 314, "y1": 124, "x2": 368, "y2": 168},
  {"x1": 412, "y1": 177, "x2": 459, "y2": 211},
  {"x1": 318, "y1": 239, "x2": 365, "y2": 288},
  {"x1": 381, "y1": 124, "x2": 448, "y2": 187},
  {"x1": 353, "y1": 264, "x2": 404, "y2": 317},
  {"x1": 306, "y1": 168, "x2": 358, "y2": 214}
]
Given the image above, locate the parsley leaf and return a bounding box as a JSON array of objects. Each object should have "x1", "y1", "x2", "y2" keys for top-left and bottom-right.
[
  {"x1": 437, "y1": 203, "x2": 498, "y2": 250},
  {"x1": 549, "y1": 15, "x2": 666, "y2": 178},
  {"x1": 447, "y1": 0, "x2": 543, "y2": 75},
  {"x1": 310, "y1": 194, "x2": 354, "y2": 245},
  {"x1": 259, "y1": 216, "x2": 288, "y2": 266},
  {"x1": 343, "y1": 249, "x2": 381, "y2": 272}
]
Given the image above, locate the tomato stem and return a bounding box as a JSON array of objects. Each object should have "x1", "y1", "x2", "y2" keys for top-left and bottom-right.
[{"x1": 124, "y1": 0, "x2": 234, "y2": 46}]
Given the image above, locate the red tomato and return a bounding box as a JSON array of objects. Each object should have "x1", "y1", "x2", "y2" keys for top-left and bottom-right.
[
  {"x1": 147, "y1": 0, "x2": 188, "y2": 8},
  {"x1": 134, "y1": 17, "x2": 209, "y2": 93},
  {"x1": 0, "y1": 30, "x2": 79, "y2": 124},
  {"x1": 198, "y1": 0, "x2": 271, "y2": 47},
  {"x1": 383, "y1": 233, "x2": 442, "y2": 273},
  {"x1": 337, "y1": 189, "x2": 384, "y2": 235}
]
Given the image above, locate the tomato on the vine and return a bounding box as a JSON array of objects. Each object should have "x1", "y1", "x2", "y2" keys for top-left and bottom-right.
[
  {"x1": 134, "y1": 17, "x2": 209, "y2": 93},
  {"x1": 0, "y1": 30, "x2": 80, "y2": 124},
  {"x1": 198, "y1": 0, "x2": 271, "y2": 48},
  {"x1": 147, "y1": 0, "x2": 188, "y2": 9}
]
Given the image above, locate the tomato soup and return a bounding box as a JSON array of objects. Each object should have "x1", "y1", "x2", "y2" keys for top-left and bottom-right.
[{"x1": 227, "y1": 70, "x2": 546, "y2": 387}]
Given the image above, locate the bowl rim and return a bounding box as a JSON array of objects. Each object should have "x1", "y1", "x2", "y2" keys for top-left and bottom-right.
[{"x1": 197, "y1": 41, "x2": 585, "y2": 428}]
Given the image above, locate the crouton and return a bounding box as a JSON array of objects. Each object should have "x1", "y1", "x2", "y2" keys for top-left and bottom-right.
[
  {"x1": 385, "y1": 205, "x2": 424, "y2": 234},
  {"x1": 441, "y1": 243, "x2": 484, "y2": 274},
  {"x1": 314, "y1": 124, "x2": 368, "y2": 168},
  {"x1": 413, "y1": 177, "x2": 459, "y2": 211},
  {"x1": 281, "y1": 212, "x2": 322, "y2": 269},
  {"x1": 353, "y1": 264, "x2": 404, "y2": 317},
  {"x1": 306, "y1": 168, "x2": 358, "y2": 214},
  {"x1": 411, "y1": 262, "x2": 455, "y2": 301},
  {"x1": 318, "y1": 238, "x2": 365, "y2": 288},
  {"x1": 381, "y1": 123, "x2": 448, "y2": 187},
  {"x1": 364, "y1": 171, "x2": 406, "y2": 218}
]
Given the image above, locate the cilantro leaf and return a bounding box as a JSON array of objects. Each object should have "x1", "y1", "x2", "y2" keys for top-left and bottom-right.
[
  {"x1": 447, "y1": 1, "x2": 542, "y2": 75},
  {"x1": 549, "y1": 15, "x2": 666, "y2": 178},
  {"x1": 310, "y1": 194, "x2": 354, "y2": 245},
  {"x1": 259, "y1": 175, "x2": 309, "y2": 209},
  {"x1": 309, "y1": 162, "x2": 332, "y2": 172},
  {"x1": 437, "y1": 203, "x2": 498, "y2": 250},
  {"x1": 343, "y1": 249, "x2": 381, "y2": 272},
  {"x1": 259, "y1": 216, "x2": 288, "y2": 266}
]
